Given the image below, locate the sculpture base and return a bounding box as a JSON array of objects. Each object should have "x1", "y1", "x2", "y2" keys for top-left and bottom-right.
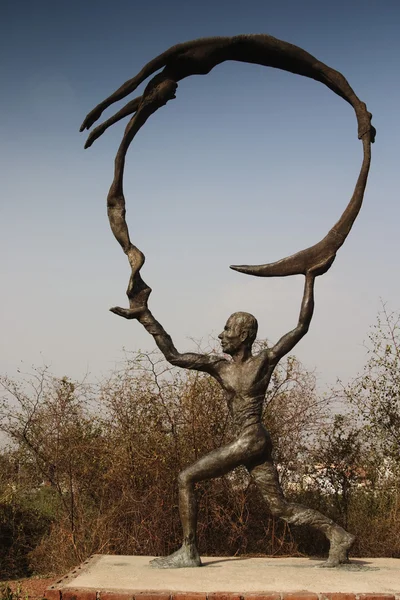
[{"x1": 44, "y1": 555, "x2": 399, "y2": 600}]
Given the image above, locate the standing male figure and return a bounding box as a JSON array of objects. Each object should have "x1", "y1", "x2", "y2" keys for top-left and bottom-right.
[{"x1": 112, "y1": 264, "x2": 355, "y2": 568}]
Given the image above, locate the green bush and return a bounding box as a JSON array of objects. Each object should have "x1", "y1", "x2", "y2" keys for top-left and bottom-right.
[{"x1": 0, "y1": 494, "x2": 54, "y2": 579}]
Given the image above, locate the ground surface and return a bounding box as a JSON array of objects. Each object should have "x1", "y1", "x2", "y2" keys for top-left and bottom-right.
[
  {"x1": 1, "y1": 577, "x2": 58, "y2": 600},
  {"x1": 48, "y1": 555, "x2": 400, "y2": 595}
]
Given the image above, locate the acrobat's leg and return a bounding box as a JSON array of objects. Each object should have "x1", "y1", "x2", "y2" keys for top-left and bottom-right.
[
  {"x1": 248, "y1": 461, "x2": 355, "y2": 567},
  {"x1": 105, "y1": 72, "x2": 178, "y2": 315},
  {"x1": 151, "y1": 436, "x2": 257, "y2": 569}
]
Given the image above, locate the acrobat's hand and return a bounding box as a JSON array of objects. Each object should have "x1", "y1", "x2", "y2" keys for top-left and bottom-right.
[
  {"x1": 84, "y1": 123, "x2": 107, "y2": 149},
  {"x1": 110, "y1": 306, "x2": 147, "y2": 320},
  {"x1": 80, "y1": 106, "x2": 104, "y2": 132}
]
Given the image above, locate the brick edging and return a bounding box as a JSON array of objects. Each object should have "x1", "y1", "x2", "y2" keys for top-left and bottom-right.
[{"x1": 43, "y1": 590, "x2": 400, "y2": 600}]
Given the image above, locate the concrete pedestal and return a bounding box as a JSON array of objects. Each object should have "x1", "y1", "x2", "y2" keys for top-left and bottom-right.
[{"x1": 44, "y1": 555, "x2": 400, "y2": 600}]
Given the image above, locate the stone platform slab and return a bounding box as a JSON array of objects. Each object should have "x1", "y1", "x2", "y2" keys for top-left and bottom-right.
[{"x1": 45, "y1": 555, "x2": 400, "y2": 600}]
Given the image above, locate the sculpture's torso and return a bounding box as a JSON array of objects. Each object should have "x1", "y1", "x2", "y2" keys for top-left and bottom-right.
[{"x1": 216, "y1": 352, "x2": 275, "y2": 432}]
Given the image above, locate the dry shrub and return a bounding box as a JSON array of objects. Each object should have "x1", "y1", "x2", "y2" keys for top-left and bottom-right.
[{"x1": 1, "y1": 334, "x2": 399, "y2": 576}]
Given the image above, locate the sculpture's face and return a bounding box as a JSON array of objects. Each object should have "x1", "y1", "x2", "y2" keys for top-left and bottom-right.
[{"x1": 218, "y1": 315, "x2": 248, "y2": 355}]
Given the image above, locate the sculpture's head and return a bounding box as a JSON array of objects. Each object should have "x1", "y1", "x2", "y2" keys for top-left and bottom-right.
[{"x1": 218, "y1": 312, "x2": 258, "y2": 355}]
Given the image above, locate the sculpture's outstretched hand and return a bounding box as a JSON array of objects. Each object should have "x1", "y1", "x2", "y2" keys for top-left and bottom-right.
[
  {"x1": 306, "y1": 254, "x2": 336, "y2": 277},
  {"x1": 110, "y1": 306, "x2": 147, "y2": 319}
]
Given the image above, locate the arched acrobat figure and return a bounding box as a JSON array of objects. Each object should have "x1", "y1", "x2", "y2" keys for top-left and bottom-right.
[{"x1": 111, "y1": 257, "x2": 355, "y2": 569}]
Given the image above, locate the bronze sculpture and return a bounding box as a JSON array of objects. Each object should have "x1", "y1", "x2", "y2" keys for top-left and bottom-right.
[{"x1": 81, "y1": 34, "x2": 374, "y2": 567}]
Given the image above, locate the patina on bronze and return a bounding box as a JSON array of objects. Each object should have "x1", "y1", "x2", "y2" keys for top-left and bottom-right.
[{"x1": 81, "y1": 34, "x2": 374, "y2": 568}]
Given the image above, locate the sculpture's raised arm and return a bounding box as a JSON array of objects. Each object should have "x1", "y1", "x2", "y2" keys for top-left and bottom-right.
[
  {"x1": 269, "y1": 272, "x2": 315, "y2": 363},
  {"x1": 268, "y1": 252, "x2": 335, "y2": 363},
  {"x1": 111, "y1": 306, "x2": 223, "y2": 374}
]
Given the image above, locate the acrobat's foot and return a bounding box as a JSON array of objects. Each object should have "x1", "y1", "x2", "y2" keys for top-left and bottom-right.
[
  {"x1": 150, "y1": 545, "x2": 202, "y2": 569},
  {"x1": 318, "y1": 529, "x2": 355, "y2": 568}
]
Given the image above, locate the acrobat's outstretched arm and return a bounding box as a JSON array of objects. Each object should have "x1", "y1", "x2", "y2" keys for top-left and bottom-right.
[
  {"x1": 79, "y1": 37, "x2": 219, "y2": 133},
  {"x1": 84, "y1": 96, "x2": 141, "y2": 149}
]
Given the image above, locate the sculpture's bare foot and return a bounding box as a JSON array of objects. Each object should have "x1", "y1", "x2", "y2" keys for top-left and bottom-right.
[
  {"x1": 318, "y1": 530, "x2": 355, "y2": 568},
  {"x1": 150, "y1": 545, "x2": 201, "y2": 569}
]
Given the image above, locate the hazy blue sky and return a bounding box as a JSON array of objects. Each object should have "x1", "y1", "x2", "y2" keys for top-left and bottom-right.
[{"x1": 1, "y1": 0, "x2": 399, "y2": 389}]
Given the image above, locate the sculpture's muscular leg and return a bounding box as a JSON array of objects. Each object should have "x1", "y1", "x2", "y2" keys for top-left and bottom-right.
[
  {"x1": 151, "y1": 431, "x2": 267, "y2": 568},
  {"x1": 248, "y1": 461, "x2": 355, "y2": 567}
]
